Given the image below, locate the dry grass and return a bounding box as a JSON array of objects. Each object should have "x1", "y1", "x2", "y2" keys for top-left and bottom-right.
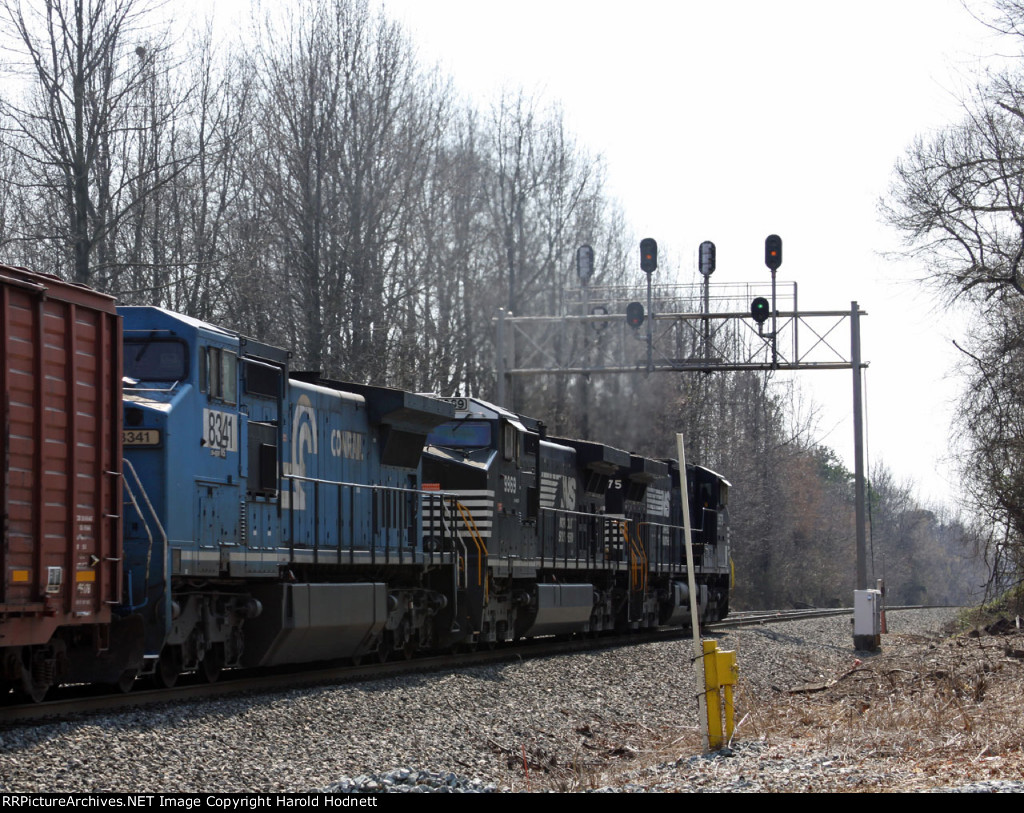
[
  {"x1": 740, "y1": 626, "x2": 1024, "y2": 790},
  {"x1": 520, "y1": 623, "x2": 1024, "y2": 791}
]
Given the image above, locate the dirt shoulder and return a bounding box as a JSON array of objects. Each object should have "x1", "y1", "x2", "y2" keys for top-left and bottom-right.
[{"x1": 539, "y1": 611, "x2": 1024, "y2": 792}]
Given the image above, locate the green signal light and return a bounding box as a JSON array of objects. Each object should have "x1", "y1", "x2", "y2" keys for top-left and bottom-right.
[{"x1": 751, "y1": 297, "x2": 770, "y2": 325}]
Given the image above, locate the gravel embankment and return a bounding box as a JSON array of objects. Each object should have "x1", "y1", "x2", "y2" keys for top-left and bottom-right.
[{"x1": 0, "y1": 608, "x2": 982, "y2": 793}]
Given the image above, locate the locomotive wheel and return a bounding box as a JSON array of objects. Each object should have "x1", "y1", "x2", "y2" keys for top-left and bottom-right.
[
  {"x1": 377, "y1": 631, "x2": 395, "y2": 663},
  {"x1": 112, "y1": 669, "x2": 138, "y2": 694},
  {"x1": 153, "y1": 647, "x2": 182, "y2": 689},
  {"x1": 201, "y1": 645, "x2": 224, "y2": 684},
  {"x1": 16, "y1": 675, "x2": 49, "y2": 704}
]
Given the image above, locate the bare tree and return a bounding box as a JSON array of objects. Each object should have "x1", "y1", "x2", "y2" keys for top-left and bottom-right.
[
  {"x1": 883, "y1": 91, "x2": 1024, "y2": 303},
  {"x1": 882, "y1": 2, "x2": 1024, "y2": 595},
  {"x1": 479, "y1": 91, "x2": 619, "y2": 418},
  {"x1": 0, "y1": 123, "x2": 27, "y2": 257},
  {"x1": 0, "y1": 0, "x2": 190, "y2": 287},
  {"x1": 247, "y1": 0, "x2": 450, "y2": 379}
]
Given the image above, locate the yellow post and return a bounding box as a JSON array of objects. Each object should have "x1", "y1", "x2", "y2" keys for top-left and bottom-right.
[{"x1": 702, "y1": 640, "x2": 738, "y2": 750}]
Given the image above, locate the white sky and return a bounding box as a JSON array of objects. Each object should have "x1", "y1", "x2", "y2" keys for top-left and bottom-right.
[
  {"x1": 204, "y1": 0, "x2": 1005, "y2": 508},
  {"x1": 374, "y1": 0, "x2": 1003, "y2": 509}
]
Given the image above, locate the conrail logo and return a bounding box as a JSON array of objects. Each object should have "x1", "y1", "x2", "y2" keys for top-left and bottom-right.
[
  {"x1": 282, "y1": 397, "x2": 367, "y2": 510},
  {"x1": 282, "y1": 395, "x2": 317, "y2": 511},
  {"x1": 330, "y1": 429, "x2": 365, "y2": 460}
]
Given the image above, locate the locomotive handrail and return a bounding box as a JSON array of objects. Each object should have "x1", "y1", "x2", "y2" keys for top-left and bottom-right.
[
  {"x1": 638, "y1": 519, "x2": 704, "y2": 572},
  {"x1": 284, "y1": 473, "x2": 436, "y2": 497},
  {"x1": 121, "y1": 458, "x2": 167, "y2": 611},
  {"x1": 416, "y1": 491, "x2": 471, "y2": 628},
  {"x1": 620, "y1": 521, "x2": 648, "y2": 593},
  {"x1": 537, "y1": 505, "x2": 624, "y2": 570},
  {"x1": 283, "y1": 473, "x2": 436, "y2": 550},
  {"x1": 538, "y1": 505, "x2": 617, "y2": 520},
  {"x1": 423, "y1": 492, "x2": 470, "y2": 590},
  {"x1": 639, "y1": 512, "x2": 711, "y2": 535},
  {"x1": 453, "y1": 500, "x2": 487, "y2": 588},
  {"x1": 437, "y1": 497, "x2": 471, "y2": 629}
]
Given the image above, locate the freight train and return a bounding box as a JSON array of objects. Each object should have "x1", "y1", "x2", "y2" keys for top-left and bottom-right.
[{"x1": 0, "y1": 264, "x2": 730, "y2": 702}]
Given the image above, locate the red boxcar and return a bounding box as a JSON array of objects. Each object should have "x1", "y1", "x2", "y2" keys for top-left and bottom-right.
[{"x1": 0, "y1": 265, "x2": 128, "y2": 699}]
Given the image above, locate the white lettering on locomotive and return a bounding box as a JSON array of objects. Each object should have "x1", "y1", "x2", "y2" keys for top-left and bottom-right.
[
  {"x1": 540, "y1": 472, "x2": 576, "y2": 509},
  {"x1": 562, "y1": 475, "x2": 577, "y2": 508},
  {"x1": 330, "y1": 429, "x2": 366, "y2": 460},
  {"x1": 646, "y1": 486, "x2": 670, "y2": 517}
]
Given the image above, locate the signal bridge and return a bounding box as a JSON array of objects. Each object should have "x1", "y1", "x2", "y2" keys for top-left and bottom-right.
[{"x1": 495, "y1": 281, "x2": 865, "y2": 385}]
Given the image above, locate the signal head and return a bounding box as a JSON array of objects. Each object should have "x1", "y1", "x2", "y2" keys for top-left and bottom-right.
[
  {"x1": 639, "y1": 238, "x2": 658, "y2": 274},
  {"x1": 764, "y1": 234, "x2": 782, "y2": 270},
  {"x1": 626, "y1": 301, "x2": 645, "y2": 328},
  {"x1": 576, "y1": 244, "x2": 594, "y2": 283},
  {"x1": 751, "y1": 296, "x2": 770, "y2": 325},
  {"x1": 698, "y1": 241, "x2": 716, "y2": 276}
]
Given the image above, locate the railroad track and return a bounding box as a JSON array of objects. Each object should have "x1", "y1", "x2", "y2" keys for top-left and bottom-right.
[
  {"x1": 707, "y1": 604, "x2": 946, "y2": 630},
  {"x1": 0, "y1": 632, "x2": 676, "y2": 725},
  {"x1": 708, "y1": 607, "x2": 854, "y2": 628},
  {"x1": 0, "y1": 605, "x2": 941, "y2": 724}
]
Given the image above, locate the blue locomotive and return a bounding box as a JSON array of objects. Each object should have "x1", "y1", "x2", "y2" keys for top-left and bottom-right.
[{"x1": 118, "y1": 306, "x2": 456, "y2": 686}]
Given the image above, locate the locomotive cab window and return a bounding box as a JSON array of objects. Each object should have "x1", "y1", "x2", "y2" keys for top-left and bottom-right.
[
  {"x1": 243, "y1": 359, "x2": 283, "y2": 399},
  {"x1": 201, "y1": 346, "x2": 238, "y2": 404},
  {"x1": 426, "y1": 420, "x2": 492, "y2": 449},
  {"x1": 585, "y1": 471, "x2": 609, "y2": 495},
  {"x1": 502, "y1": 422, "x2": 520, "y2": 463},
  {"x1": 124, "y1": 338, "x2": 188, "y2": 382}
]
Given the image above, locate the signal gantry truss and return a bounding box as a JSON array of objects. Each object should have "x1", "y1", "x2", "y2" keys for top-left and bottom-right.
[{"x1": 495, "y1": 281, "x2": 866, "y2": 383}]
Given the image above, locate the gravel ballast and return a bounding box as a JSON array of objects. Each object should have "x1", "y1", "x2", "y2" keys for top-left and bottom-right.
[{"x1": 0, "y1": 608, "x2": 1000, "y2": 793}]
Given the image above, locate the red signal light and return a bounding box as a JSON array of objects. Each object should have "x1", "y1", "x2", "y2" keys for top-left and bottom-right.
[
  {"x1": 640, "y1": 238, "x2": 658, "y2": 274},
  {"x1": 626, "y1": 302, "x2": 645, "y2": 328}
]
